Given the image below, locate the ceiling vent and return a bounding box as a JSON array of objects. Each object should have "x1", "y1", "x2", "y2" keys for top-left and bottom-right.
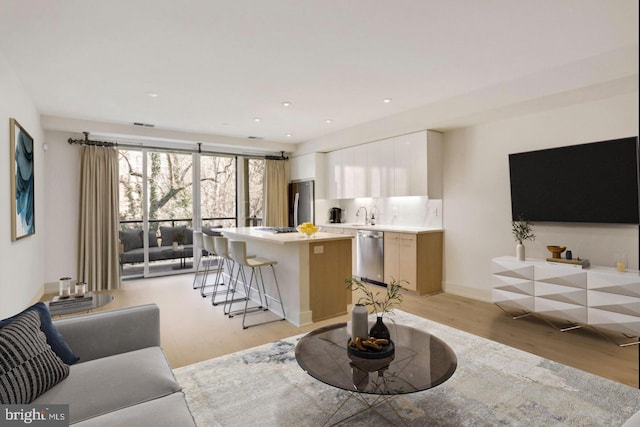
[
  {"x1": 247, "y1": 136, "x2": 263, "y2": 140},
  {"x1": 133, "y1": 122, "x2": 155, "y2": 127}
]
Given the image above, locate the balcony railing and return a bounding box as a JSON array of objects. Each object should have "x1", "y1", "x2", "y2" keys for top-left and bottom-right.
[{"x1": 119, "y1": 217, "x2": 239, "y2": 230}]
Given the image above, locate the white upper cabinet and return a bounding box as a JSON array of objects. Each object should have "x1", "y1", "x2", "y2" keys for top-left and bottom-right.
[
  {"x1": 425, "y1": 130, "x2": 443, "y2": 199},
  {"x1": 368, "y1": 139, "x2": 395, "y2": 198},
  {"x1": 327, "y1": 144, "x2": 368, "y2": 199},
  {"x1": 393, "y1": 130, "x2": 442, "y2": 198},
  {"x1": 342, "y1": 144, "x2": 368, "y2": 198},
  {"x1": 342, "y1": 146, "x2": 355, "y2": 198},
  {"x1": 290, "y1": 153, "x2": 326, "y2": 199},
  {"x1": 325, "y1": 150, "x2": 342, "y2": 200},
  {"x1": 324, "y1": 130, "x2": 442, "y2": 199},
  {"x1": 393, "y1": 131, "x2": 428, "y2": 197}
]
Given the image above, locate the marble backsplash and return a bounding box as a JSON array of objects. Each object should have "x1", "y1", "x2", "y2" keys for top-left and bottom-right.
[{"x1": 316, "y1": 196, "x2": 442, "y2": 229}]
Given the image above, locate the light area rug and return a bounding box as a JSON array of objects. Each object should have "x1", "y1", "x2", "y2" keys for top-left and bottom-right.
[{"x1": 173, "y1": 310, "x2": 640, "y2": 426}]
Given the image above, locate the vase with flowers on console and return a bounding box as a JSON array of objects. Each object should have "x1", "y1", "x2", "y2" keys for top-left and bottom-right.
[{"x1": 512, "y1": 215, "x2": 535, "y2": 261}]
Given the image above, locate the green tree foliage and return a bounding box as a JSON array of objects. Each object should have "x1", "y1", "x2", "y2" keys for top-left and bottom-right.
[
  {"x1": 118, "y1": 150, "x2": 262, "y2": 229},
  {"x1": 248, "y1": 158, "x2": 264, "y2": 219}
]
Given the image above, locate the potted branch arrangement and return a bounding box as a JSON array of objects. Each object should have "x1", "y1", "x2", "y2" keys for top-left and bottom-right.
[
  {"x1": 346, "y1": 277, "x2": 406, "y2": 343},
  {"x1": 512, "y1": 214, "x2": 535, "y2": 261}
]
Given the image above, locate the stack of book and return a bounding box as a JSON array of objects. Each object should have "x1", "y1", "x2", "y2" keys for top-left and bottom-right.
[
  {"x1": 545, "y1": 258, "x2": 590, "y2": 269},
  {"x1": 49, "y1": 293, "x2": 94, "y2": 310}
]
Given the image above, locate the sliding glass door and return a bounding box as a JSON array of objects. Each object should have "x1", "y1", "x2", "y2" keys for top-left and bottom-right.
[
  {"x1": 119, "y1": 149, "x2": 197, "y2": 278},
  {"x1": 118, "y1": 149, "x2": 260, "y2": 280},
  {"x1": 246, "y1": 158, "x2": 264, "y2": 226},
  {"x1": 118, "y1": 149, "x2": 146, "y2": 278},
  {"x1": 200, "y1": 154, "x2": 237, "y2": 229},
  {"x1": 146, "y1": 151, "x2": 195, "y2": 277}
]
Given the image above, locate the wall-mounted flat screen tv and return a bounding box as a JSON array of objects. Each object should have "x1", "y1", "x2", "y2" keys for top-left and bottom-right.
[{"x1": 509, "y1": 137, "x2": 639, "y2": 224}]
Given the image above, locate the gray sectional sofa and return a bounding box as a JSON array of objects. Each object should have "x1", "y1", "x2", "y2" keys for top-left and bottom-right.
[
  {"x1": 118, "y1": 226, "x2": 194, "y2": 267},
  {"x1": 119, "y1": 225, "x2": 223, "y2": 268},
  {"x1": 35, "y1": 304, "x2": 195, "y2": 426}
]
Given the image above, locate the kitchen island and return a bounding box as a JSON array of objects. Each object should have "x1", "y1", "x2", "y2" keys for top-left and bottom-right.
[{"x1": 219, "y1": 227, "x2": 353, "y2": 326}]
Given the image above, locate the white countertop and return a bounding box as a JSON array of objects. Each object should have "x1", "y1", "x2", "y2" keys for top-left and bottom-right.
[
  {"x1": 219, "y1": 227, "x2": 354, "y2": 245},
  {"x1": 319, "y1": 223, "x2": 442, "y2": 234}
]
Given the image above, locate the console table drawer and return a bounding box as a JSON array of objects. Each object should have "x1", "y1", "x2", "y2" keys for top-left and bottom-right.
[
  {"x1": 587, "y1": 308, "x2": 640, "y2": 336},
  {"x1": 535, "y1": 282, "x2": 587, "y2": 306},
  {"x1": 587, "y1": 271, "x2": 640, "y2": 297},
  {"x1": 534, "y1": 297, "x2": 587, "y2": 324},
  {"x1": 492, "y1": 288, "x2": 534, "y2": 312},
  {"x1": 534, "y1": 265, "x2": 587, "y2": 289},
  {"x1": 491, "y1": 257, "x2": 534, "y2": 280},
  {"x1": 587, "y1": 290, "x2": 640, "y2": 316}
]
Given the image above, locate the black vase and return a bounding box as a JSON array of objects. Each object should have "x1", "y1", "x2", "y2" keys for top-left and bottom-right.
[{"x1": 369, "y1": 316, "x2": 390, "y2": 341}]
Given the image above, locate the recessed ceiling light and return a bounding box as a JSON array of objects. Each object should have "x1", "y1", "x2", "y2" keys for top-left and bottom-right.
[
  {"x1": 281, "y1": 101, "x2": 292, "y2": 107},
  {"x1": 286, "y1": 133, "x2": 293, "y2": 137},
  {"x1": 253, "y1": 117, "x2": 262, "y2": 122},
  {"x1": 383, "y1": 98, "x2": 392, "y2": 103},
  {"x1": 147, "y1": 92, "x2": 159, "y2": 98},
  {"x1": 325, "y1": 119, "x2": 332, "y2": 124}
]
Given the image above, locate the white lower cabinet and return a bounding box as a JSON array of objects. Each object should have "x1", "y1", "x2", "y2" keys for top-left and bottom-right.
[{"x1": 492, "y1": 256, "x2": 640, "y2": 337}]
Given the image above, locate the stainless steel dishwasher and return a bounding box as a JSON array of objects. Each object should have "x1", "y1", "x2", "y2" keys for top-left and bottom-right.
[{"x1": 356, "y1": 230, "x2": 384, "y2": 285}]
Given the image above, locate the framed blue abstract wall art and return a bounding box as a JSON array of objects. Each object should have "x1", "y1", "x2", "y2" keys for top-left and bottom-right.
[{"x1": 9, "y1": 118, "x2": 35, "y2": 241}]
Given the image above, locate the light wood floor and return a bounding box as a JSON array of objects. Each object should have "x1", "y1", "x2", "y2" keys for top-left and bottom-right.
[{"x1": 46, "y1": 273, "x2": 638, "y2": 388}]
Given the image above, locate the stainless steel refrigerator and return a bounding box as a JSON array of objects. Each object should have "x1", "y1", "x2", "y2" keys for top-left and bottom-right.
[{"x1": 288, "y1": 180, "x2": 315, "y2": 226}]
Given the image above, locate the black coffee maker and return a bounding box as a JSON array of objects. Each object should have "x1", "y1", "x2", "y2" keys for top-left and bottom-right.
[{"x1": 329, "y1": 207, "x2": 343, "y2": 223}]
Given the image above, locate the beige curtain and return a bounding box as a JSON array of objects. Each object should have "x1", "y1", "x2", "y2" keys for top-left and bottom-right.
[
  {"x1": 263, "y1": 159, "x2": 289, "y2": 227},
  {"x1": 78, "y1": 145, "x2": 120, "y2": 291}
]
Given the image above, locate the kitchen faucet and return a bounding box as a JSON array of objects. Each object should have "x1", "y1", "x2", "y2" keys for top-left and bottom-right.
[{"x1": 356, "y1": 206, "x2": 369, "y2": 225}]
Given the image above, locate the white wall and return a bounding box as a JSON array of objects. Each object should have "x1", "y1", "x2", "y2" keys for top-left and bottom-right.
[
  {"x1": 42, "y1": 130, "x2": 81, "y2": 289},
  {"x1": 0, "y1": 53, "x2": 46, "y2": 318},
  {"x1": 443, "y1": 92, "x2": 640, "y2": 301}
]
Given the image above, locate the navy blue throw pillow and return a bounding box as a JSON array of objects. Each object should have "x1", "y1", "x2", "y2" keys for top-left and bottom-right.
[{"x1": 0, "y1": 302, "x2": 79, "y2": 365}]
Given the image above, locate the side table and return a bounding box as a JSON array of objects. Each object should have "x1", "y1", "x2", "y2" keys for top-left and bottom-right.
[{"x1": 48, "y1": 293, "x2": 114, "y2": 317}]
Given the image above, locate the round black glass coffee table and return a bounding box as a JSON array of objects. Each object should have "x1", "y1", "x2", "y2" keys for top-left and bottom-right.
[{"x1": 295, "y1": 322, "x2": 457, "y2": 425}]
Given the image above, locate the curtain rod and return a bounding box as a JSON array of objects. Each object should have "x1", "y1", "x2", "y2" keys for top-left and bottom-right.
[
  {"x1": 67, "y1": 132, "x2": 289, "y2": 160},
  {"x1": 265, "y1": 151, "x2": 289, "y2": 160},
  {"x1": 68, "y1": 131, "x2": 117, "y2": 147}
]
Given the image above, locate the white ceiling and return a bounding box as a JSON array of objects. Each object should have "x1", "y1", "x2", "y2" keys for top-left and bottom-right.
[{"x1": 0, "y1": 0, "x2": 638, "y2": 151}]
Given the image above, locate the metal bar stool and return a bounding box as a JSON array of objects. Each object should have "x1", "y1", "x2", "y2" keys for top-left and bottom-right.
[
  {"x1": 228, "y1": 240, "x2": 285, "y2": 329},
  {"x1": 200, "y1": 234, "x2": 225, "y2": 298},
  {"x1": 213, "y1": 237, "x2": 243, "y2": 308},
  {"x1": 216, "y1": 237, "x2": 258, "y2": 310},
  {"x1": 191, "y1": 231, "x2": 210, "y2": 290}
]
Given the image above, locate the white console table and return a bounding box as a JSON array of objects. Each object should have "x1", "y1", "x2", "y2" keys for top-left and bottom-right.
[{"x1": 491, "y1": 256, "x2": 640, "y2": 343}]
